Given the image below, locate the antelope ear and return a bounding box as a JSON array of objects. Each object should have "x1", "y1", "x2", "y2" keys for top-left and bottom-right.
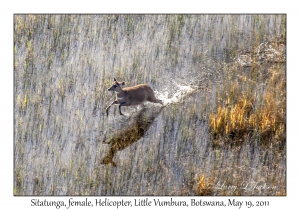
[
  {"x1": 121, "y1": 82, "x2": 125, "y2": 85},
  {"x1": 114, "y1": 78, "x2": 117, "y2": 81}
]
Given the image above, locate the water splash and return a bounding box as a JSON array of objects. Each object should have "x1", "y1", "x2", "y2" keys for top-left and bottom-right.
[
  {"x1": 156, "y1": 84, "x2": 199, "y2": 106},
  {"x1": 101, "y1": 84, "x2": 199, "y2": 166}
]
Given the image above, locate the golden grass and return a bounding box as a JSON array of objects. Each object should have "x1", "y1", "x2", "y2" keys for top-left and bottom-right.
[
  {"x1": 195, "y1": 174, "x2": 214, "y2": 196},
  {"x1": 209, "y1": 64, "x2": 286, "y2": 147}
]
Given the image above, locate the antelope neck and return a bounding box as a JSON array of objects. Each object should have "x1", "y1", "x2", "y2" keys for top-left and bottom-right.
[{"x1": 115, "y1": 88, "x2": 124, "y2": 95}]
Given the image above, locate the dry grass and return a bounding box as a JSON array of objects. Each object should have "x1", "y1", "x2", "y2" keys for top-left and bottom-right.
[
  {"x1": 194, "y1": 174, "x2": 214, "y2": 196},
  {"x1": 209, "y1": 49, "x2": 286, "y2": 148}
]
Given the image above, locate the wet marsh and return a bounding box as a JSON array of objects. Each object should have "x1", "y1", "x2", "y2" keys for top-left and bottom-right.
[{"x1": 14, "y1": 14, "x2": 286, "y2": 195}]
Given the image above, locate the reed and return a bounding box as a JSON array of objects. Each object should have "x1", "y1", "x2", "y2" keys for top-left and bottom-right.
[{"x1": 14, "y1": 14, "x2": 286, "y2": 195}]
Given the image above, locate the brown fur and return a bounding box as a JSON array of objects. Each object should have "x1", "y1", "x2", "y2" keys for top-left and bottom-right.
[{"x1": 106, "y1": 78, "x2": 162, "y2": 116}]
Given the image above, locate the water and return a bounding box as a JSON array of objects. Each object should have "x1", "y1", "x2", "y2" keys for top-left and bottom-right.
[{"x1": 14, "y1": 14, "x2": 286, "y2": 195}]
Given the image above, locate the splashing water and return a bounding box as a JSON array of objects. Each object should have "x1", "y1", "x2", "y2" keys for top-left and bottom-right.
[{"x1": 156, "y1": 84, "x2": 199, "y2": 106}]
